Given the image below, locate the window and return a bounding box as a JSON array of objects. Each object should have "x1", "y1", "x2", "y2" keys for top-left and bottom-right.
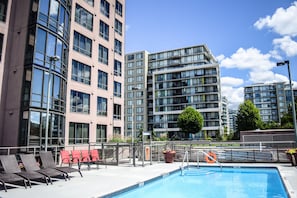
[
  {"x1": 98, "y1": 44, "x2": 108, "y2": 64},
  {"x1": 70, "y1": 90, "x2": 90, "y2": 114},
  {"x1": 72, "y1": 60, "x2": 91, "y2": 85},
  {"x1": 113, "y1": 104, "x2": 121, "y2": 120},
  {"x1": 0, "y1": 33, "x2": 3, "y2": 61},
  {"x1": 97, "y1": 96, "x2": 107, "y2": 116},
  {"x1": 69, "y1": 122, "x2": 89, "y2": 144},
  {"x1": 114, "y1": 60, "x2": 122, "y2": 76},
  {"x1": 38, "y1": 0, "x2": 70, "y2": 39},
  {"x1": 75, "y1": 4, "x2": 93, "y2": 31},
  {"x1": 113, "y1": 127, "x2": 121, "y2": 135},
  {"x1": 127, "y1": 54, "x2": 134, "y2": 61},
  {"x1": 115, "y1": 19, "x2": 122, "y2": 35},
  {"x1": 96, "y1": 125, "x2": 107, "y2": 142},
  {"x1": 30, "y1": 68, "x2": 66, "y2": 113},
  {"x1": 100, "y1": 0, "x2": 109, "y2": 18},
  {"x1": 73, "y1": 31, "x2": 92, "y2": 57},
  {"x1": 114, "y1": 39, "x2": 122, "y2": 55},
  {"x1": 115, "y1": 0, "x2": 122, "y2": 16},
  {"x1": 0, "y1": 0, "x2": 8, "y2": 22},
  {"x1": 98, "y1": 70, "x2": 108, "y2": 90},
  {"x1": 84, "y1": 0, "x2": 94, "y2": 6},
  {"x1": 99, "y1": 20, "x2": 109, "y2": 40},
  {"x1": 114, "y1": 81, "x2": 121, "y2": 97}
]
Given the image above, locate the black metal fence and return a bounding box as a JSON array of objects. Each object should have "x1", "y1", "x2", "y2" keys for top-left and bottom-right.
[{"x1": 0, "y1": 141, "x2": 295, "y2": 166}]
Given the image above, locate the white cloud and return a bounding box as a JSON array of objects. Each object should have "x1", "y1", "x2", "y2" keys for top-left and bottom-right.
[
  {"x1": 221, "y1": 85, "x2": 244, "y2": 110},
  {"x1": 254, "y1": 2, "x2": 297, "y2": 37},
  {"x1": 220, "y1": 47, "x2": 274, "y2": 72},
  {"x1": 221, "y1": 77, "x2": 244, "y2": 87},
  {"x1": 249, "y1": 71, "x2": 289, "y2": 84},
  {"x1": 216, "y1": 54, "x2": 225, "y2": 62},
  {"x1": 273, "y1": 36, "x2": 297, "y2": 57}
]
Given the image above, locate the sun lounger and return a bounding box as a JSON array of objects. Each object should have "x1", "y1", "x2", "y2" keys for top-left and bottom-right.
[
  {"x1": 19, "y1": 154, "x2": 67, "y2": 182},
  {"x1": 90, "y1": 149, "x2": 105, "y2": 169},
  {"x1": 80, "y1": 150, "x2": 91, "y2": 169},
  {"x1": 0, "y1": 172, "x2": 28, "y2": 192},
  {"x1": 39, "y1": 151, "x2": 82, "y2": 179},
  {"x1": 0, "y1": 155, "x2": 49, "y2": 188}
]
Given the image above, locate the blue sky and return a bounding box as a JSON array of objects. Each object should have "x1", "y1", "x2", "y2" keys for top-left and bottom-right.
[{"x1": 125, "y1": 0, "x2": 297, "y2": 109}]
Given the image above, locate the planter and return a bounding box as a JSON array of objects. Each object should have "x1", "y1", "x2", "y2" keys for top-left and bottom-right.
[
  {"x1": 163, "y1": 151, "x2": 176, "y2": 163},
  {"x1": 286, "y1": 148, "x2": 297, "y2": 166}
]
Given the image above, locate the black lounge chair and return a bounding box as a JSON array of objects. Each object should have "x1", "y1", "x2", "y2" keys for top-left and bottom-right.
[
  {"x1": 19, "y1": 154, "x2": 67, "y2": 182},
  {"x1": 0, "y1": 172, "x2": 28, "y2": 192},
  {"x1": 0, "y1": 155, "x2": 49, "y2": 187},
  {"x1": 39, "y1": 151, "x2": 83, "y2": 179}
]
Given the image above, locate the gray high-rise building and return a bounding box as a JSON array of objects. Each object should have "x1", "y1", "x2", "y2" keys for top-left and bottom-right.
[
  {"x1": 244, "y1": 82, "x2": 291, "y2": 123},
  {"x1": 125, "y1": 45, "x2": 222, "y2": 140}
]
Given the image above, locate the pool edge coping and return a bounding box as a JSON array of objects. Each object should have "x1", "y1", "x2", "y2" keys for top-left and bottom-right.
[{"x1": 100, "y1": 164, "x2": 292, "y2": 198}]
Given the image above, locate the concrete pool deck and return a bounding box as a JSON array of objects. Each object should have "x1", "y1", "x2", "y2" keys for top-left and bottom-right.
[{"x1": 0, "y1": 162, "x2": 297, "y2": 198}]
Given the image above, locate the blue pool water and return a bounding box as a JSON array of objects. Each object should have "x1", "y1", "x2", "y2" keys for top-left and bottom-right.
[{"x1": 112, "y1": 167, "x2": 288, "y2": 198}]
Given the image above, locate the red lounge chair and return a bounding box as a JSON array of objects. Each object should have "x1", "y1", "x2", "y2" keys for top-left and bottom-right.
[
  {"x1": 81, "y1": 150, "x2": 91, "y2": 170},
  {"x1": 90, "y1": 149, "x2": 105, "y2": 169},
  {"x1": 60, "y1": 150, "x2": 72, "y2": 166},
  {"x1": 71, "y1": 150, "x2": 81, "y2": 164}
]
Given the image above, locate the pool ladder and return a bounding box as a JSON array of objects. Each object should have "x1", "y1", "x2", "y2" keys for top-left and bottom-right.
[{"x1": 181, "y1": 150, "x2": 222, "y2": 175}]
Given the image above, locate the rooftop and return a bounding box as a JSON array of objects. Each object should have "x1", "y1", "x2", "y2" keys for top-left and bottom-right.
[{"x1": 1, "y1": 162, "x2": 297, "y2": 198}]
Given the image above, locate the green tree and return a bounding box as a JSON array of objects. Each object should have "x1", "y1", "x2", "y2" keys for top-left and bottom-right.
[
  {"x1": 236, "y1": 100, "x2": 262, "y2": 135},
  {"x1": 177, "y1": 106, "x2": 204, "y2": 139}
]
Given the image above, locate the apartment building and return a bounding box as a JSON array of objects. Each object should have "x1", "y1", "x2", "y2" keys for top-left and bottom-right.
[
  {"x1": 244, "y1": 82, "x2": 289, "y2": 123},
  {"x1": 66, "y1": 0, "x2": 125, "y2": 147},
  {"x1": 0, "y1": 0, "x2": 125, "y2": 148},
  {"x1": 221, "y1": 96, "x2": 230, "y2": 134},
  {"x1": 125, "y1": 45, "x2": 222, "y2": 140},
  {"x1": 124, "y1": 51, "x2": 148, "y2": 139}
]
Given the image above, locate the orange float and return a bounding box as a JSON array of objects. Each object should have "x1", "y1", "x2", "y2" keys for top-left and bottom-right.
[{"x1": 205, "y1": 152, "x2": 217, "y2": 163}]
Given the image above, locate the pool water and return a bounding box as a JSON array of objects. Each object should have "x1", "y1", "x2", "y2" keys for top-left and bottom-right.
[{"x1": 113, "y1": 167, "x2": 288, "y2": 198}]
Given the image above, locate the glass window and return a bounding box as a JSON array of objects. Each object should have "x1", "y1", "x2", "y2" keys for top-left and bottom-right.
[
  {"x1": 69, "y1": 122, "x2": 89, "y2": 144},
  {"x1": 49, "y1": 0, "x2": 59, "y2": 32},
  {"x1": 115, "y1": 1, "x2": 122, "y2": 16},
  {"x1": 29, "y1": 111, "x2": 41, "y2": 145},
  {"x1": 99, "y1": 20, "x2": 109, "y2": 40},
  {"x1": 114, "y1": 59, "x2": 122, "y2": 76},
  {"x1": 0, "y1": 0, "x2": 8, "y2": 22},
  {"x1": 98, "y1": 70, "x2": 108, "y2": 90},
  {"x1": 97, "y1": 97, "x2": 107, "y2": 116},
  {"x1": 114, "y1": 39, "x2": 122, "y2": 55},
  {"x1": 113, "y1": 104, "x2": 121, "y2": 120},
  {"x1": 73, "y1": 31, "x2": 92, "y2": 57},
  {"x1": 114, "y1": 81, "x2": 121, "y2": 97},
  {"x1": 58, "y1": 5, "x2": 65, "y2": 36},
  {"x1": 115, "y1": 19, "x2": 122, "y2": 35},
  {"x1": 98, "y1": 44, "x2": 108, "y2": 65},
  {"x1": 72, "y1": 60, "x2": 91, "y2": 85},
  {"x1": 75, "y1": 4, "x2": 93, "y2": 31},
  {"x1": 38, "y1": 0, "x2": 50, "y2": 26},
  {"x1": 113, "y1": 127, "x2": 121, "y2": 135},
  {"x1": 70, "y1": 90, "x2": 90, "y2": 114},
  {"x1": 84, "y1": 0, "x2": 94, "y2": 6},
  {"x1": 96, "y1": 125, "x2": 107, "y2": 142},
  {"x1": 34, "y1": 28, "x2": 47, "y2": 65},
  {"x1": 100, "y1": 0, "x2": 110, "y2": 18}
]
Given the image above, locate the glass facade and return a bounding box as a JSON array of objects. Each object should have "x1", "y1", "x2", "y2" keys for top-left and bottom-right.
[{"x1": 20, "y1": 0, "x2": 71, "y2": 146}]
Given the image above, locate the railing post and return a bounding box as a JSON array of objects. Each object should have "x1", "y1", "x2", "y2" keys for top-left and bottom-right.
[{"x1": 116, "y1": 143, "x2": 119, "y2": 166}]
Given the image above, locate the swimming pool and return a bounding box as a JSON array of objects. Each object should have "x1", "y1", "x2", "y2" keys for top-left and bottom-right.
[{"x1": 110, "y1": 166, "x2": 288, "y2": 198}]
